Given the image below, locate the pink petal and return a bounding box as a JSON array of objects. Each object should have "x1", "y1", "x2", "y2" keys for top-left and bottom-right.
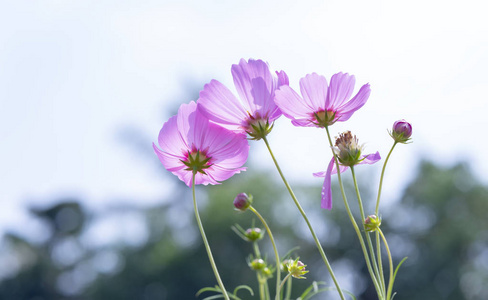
[
  {"x1": 231, "y1": 59, "x2": 274, "y2": 113},
  {"x1": 157, "y1": 114, "x2": 188, "y2": 157},
  {"x1": 299, "y1": 73, "x2": 328, "y2": 111},
  {"x1": 276, "y1": 70, "x2": 289, "y2": 86},
  {"x1": 274, "y1": 85, "x2": 315, "y2": 126},
  {"x1": 320, "y1": 157, "x2": 336, "y2": 209},
  {"x1": 326, "y1": 72, "x2": 355, "y2": 108},
  {"x1": 359, "y1": 151, "x2": 381, "y2": 165},
  {"x1": 198, "y1": 80, "x2": 248, "y2": 132},
  {"x1": 336, "y1": 83, "x2": 371, "y2": 122}
]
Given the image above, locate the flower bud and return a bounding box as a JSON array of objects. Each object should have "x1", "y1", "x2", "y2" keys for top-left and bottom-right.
[
  {"x1": 262, "y1": 266, "x2": 273, "y2": 278},
  {"x1": 364, "y1": 215, "x2": 381, "y2": 232},
  {"x1": 286, "y1": 258, "x2": 309, "y2": 279},
  {"x1": 245, "y1": 227, "x2": 263, "y2": 242},
  {"x1": 250, "y1": 258, "x2": 266, "y2": 270},
  {"x1": 233, "y1": 193, "x2": 253, "y2": 211},
  {"x1": 390, "y1": 119, "x2": 412, "y2": 143}
]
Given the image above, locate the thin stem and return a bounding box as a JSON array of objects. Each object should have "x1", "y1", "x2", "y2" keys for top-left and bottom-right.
[
  {"x1": 191, "y1": 172, "x2": 230, "y2": 300},
  {"x1": 284, "y1": 276, "x2": 292, "y2": 300},
  {"x1": 262, "y1": 136, "x2": 345, "y2": 300},
  {"x1": 249, "y1": 206, "x2": 281, "y2": 300},
  {"x1": 375, "y1": 142, "x2": 397, "y2": 215},
  {"x1": 257, "y1": 273, "x2": 265, "y2": 300},
  {"x1": 350, "y1": 167, "x2": 384, "y2": 295},
  {"x1": 278, "y1": 273, "x2": 292, "y2": 297},
  {"x1": 376, "y1": 231, "x2": 385, "y2": 295},
  {"x1": 324, "y1": 127, "x2": 383, "y2": 299},
  {"x1": 378, "y1": 228, "x2": 394, "y2": 300}
]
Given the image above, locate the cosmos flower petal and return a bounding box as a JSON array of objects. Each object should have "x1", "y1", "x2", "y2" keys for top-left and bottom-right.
[
  {"x1": 157, "y1": 114, "x2": 187, "y2": 157},
  {"x1": 359, "y1": 151, "x2": 381, "y2": 165},
  {"x1": 276, "y1": 70, "x2": 289, "y2": 86},
  {"x1": 231, "y1": 58, "x2": 274, "y2": 112},
  {"x1": 299, "y1": 73, "x2": 328, "y2": 110},
  {"x1": 320, "y1": 157, "x2": 336, "y2": 209},
  {"x1": 336, "y1": 83, "x2": 371, "y2": 122},
  {"x1": 326, "y1": 72, "x2": 356, "y2": 108},
  {"x1": 206, "y1": 165, "x2": 247, "y2": 183},
  {"x1": 198, "y1": 80, "x2": 248, "y2": 131},
  {"x1": 274, "y1": 85, "x2": 314, "y2": 124}
]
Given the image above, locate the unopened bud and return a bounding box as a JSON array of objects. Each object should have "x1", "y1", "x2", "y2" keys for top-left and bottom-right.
[
  {"x1": 233, "y1": 193, "x2": 253, "y2": 211},
  {"x1": 390, "y1": 119, "x2": 412, "y2": 144},
  {"x1": 364, "y1": 215, "x2": 381, "y2": 232},
  {"x1": 250, "y1": 258, "x2": 266, "y2": 270},
  {"x1": 245, "y1": 228, "x2": 263, "y2": 241}
]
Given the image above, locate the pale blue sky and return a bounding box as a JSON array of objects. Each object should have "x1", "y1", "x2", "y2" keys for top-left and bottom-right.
[{"x1": 1, "y1": 0, "x2": 487, "y2": 235}]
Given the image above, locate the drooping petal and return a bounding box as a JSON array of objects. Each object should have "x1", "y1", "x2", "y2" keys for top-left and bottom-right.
[
  {"x1": 320, "y1": 157, "x2": 335, "y2": 209},
  {"x1": 198, "y1": 80, "x2": 249, "y2": 132},
  {"x1": 299, "y1": 73, "x2": 328, "y2": 111},
  {"x1": 326, "y1": 72, "x2": 355, "y2": 109},
  {"x1": 276, "y1": 70, "x2": 289, "y2": 87},
  {"x1": 275, "y1": 85, "x2": 315, "y2": 126},
  {"x1": 336, "y1": 83, "x2": 371, "y2": 122},
  {"x1": 359, "y1": 151, "x2": 381, "y2": 165},
  {"x1": 231, "y1": 58, "x2": 274, "y2": 113},
  {"x1": 314, "y1": 157, "x2": 349, "y2": 209}
]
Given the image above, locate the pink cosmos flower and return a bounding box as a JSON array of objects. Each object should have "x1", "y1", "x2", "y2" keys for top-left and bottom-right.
[
  {"x1": 198, "y1": 58, "x2": 288, "y2": 139},
  {"x1": 313, "y1": 152, "x2": 381, "y2": 209},
  {"x1": 274, "y1": 72, "x2": 371, "y2": 127},
  {"x1": 153, "y1": 101, "x2": 249, "y2": 187}
]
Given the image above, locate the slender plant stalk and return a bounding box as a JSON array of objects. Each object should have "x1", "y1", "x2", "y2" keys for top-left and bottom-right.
[
  {"x1": 374, "y1": 141, "x2": 397, "y2": 293},
  {"x1": 350, "y1": 167, "x2": 385, "y2": 295},
  {"x1": 324, "y1": 127, "x2": 383, "y2": 299},
  {"x1": 278, "y1": 273, "x2": 293, "y2": 296},
  {"x1": 249, "y1": 206, "x2": 281, "y2": 300},
  {"x1": 375, "y1": 142, "x2": 397, "y2": 215},
  {"x1": 285, "y1": 276, "x2": 292, "y2": 300},
  {"x1": 378, "y1": 228, "x2": 394, "y2": 300},
  {"x1": 191, "y1": 172, "x2": 230, "y2": 300},
  {"x1": 262, "y1": 136, "x2": 346, "y2": 300}
]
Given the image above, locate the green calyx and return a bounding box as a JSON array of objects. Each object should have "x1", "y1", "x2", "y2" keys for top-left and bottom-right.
[
  {"x1": 312, "y1": 110, "x2": 337, "y2": 127},
  {"x1": 246, "y1": 118, "x2": 273, "y2": 140},
  {"x1": 182, "y1": 150, "x2": 211, "y2": 174}
]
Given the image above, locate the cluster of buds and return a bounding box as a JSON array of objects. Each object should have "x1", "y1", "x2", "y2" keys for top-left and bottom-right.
[
  {"x1": 364, "y1": 215, "x2": 382, "y2": 232},
  {"x1": 249, "y1": 257, "x2": 273, "y2": 278},
  {"x1": 285, "y1": 258, "x2": 308, "y2": 279},
  {"x1": 233, "y1": 193, "x2": 253, "y2": 211},
  {"x1": 389, "y1": 119, "x2": 412, "y2": 144}
]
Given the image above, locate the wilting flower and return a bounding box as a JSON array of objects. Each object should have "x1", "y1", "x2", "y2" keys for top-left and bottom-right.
[
  {"x1": 153, "y1": 101, "x2": 249, "y2": 186},
  {"x1": 274, "y1": 72, "x2": 370, "y2": 127},
  {"x1": 313, "y1": 132, "x2": 381, "y2": 209},
  {"x1": 197, "y1": 58, "x2": 288, "y2": 140},
  {"x1": 389, "y1": 119, "x2": 412, "y2": 143}
]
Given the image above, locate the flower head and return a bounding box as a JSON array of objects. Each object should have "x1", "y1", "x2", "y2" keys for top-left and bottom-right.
[
  {"x1": 153, "y1": 101, "x2": 250, "y2": 187},
  {"x1": 197, "y1": 58, "x2": 288, "y2": 140},
  {"x1": 244, "y1": 227, "x2": 263, "y2": 242},
  {"x1": 314, "y1": 133, "x2": 381, "y2": 209},
  {"x1": 286, "y1": 258, "x2": 308, "y2": 279},
  {"x1": 274, "y1": 72, "x2": 371, "y2": 127},
  {"x1": 389, "y1": 119, "x2": 412, "y2": 143}
]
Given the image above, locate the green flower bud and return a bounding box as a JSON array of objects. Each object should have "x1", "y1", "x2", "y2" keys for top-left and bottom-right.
[
  {"x1": 364, "y1": 215, "x2": 381, "y2": 232},
  {"x1": 250, "y1": 258, "x2": 266, "y2": 271},
  {"x1": 244, "y1": 227, "x2": 263, "y2": 242},
  {"x1": 286, "y1": 258, "x2": 309, "y2": 279}
]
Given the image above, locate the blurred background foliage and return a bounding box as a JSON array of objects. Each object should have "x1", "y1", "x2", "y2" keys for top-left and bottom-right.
[{"x1": 1, "y1": 158, "x2": 487, "y2": 300}]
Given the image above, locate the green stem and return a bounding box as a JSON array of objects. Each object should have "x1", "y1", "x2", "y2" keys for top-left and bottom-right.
[
  {"x1": 284, "y1": 276, "x2": 292, "y2": 300},
  {"x1": 350, "y1": 167, "x2": 384, "y2": 296},
  {"x1": 258, "y1": 273, "x2": 265, "y2": 300},
  {"x1": 249, "y1": 206, "x2": 281, "y2": 300},
  {"x1": 375, "y1": 142, "x2": 397, "y2": 215},
  {"x1": 324, "y1": 127, "x2": 383, "y2": 299},
  {"x1": 376, "y1": 231, "x2": 385, "y2": 295},
  {"x1": 262, "y1": 136, "x2": 345, "y2": 300},
  {"x1": 191, "y1": 172, "x2": 230, "y2": 300},
  {"x1": 278, "y1": 273, "x2": 292, "y2": 297},
  {"x1": 378, "y1": 228, "x2": 394, "y2": 300}
]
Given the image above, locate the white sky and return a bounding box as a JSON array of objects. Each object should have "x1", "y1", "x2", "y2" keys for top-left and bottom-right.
[{"x1": 1, "y1": 0, "x2": 487, "y2": 235}]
